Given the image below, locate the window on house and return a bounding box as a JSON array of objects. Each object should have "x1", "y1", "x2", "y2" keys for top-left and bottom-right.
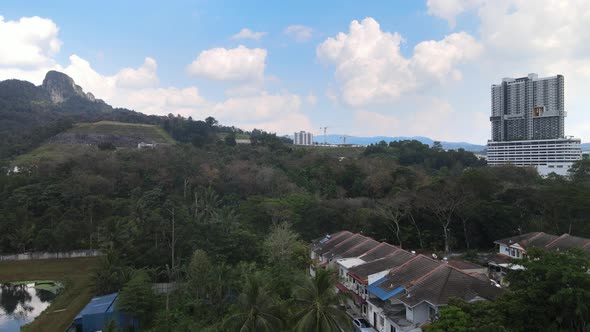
[
  {"x1": 516, "y1": 251, "x2": 520, "y2": 258},
  {"x1": 379, "y1": 316, "x2": 385, "y2": 327}
]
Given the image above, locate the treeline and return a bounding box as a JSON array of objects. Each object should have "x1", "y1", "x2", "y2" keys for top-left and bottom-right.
[{"x1": 1, "y1": 136, "x2": 590, "y2": 256}]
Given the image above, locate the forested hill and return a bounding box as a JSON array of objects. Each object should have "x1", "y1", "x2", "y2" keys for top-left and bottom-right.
[
  {"x1": 0, "y1": 71, "x2": 237, "y2": 160},
  {"x1": 0, "y1": 71, "x2": 158, "y2": 159}
]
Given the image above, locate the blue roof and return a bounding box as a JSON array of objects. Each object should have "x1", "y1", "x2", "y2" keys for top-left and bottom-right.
[
  {"x1": 366, "y1": 276, "x2": 405, "y2": 300},
  {"x1": 75, "y1": 293, "x2": 118, "y2": 319}
]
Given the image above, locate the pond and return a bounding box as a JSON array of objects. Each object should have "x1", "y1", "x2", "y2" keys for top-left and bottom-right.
[{"x1": 0, "y1": 281, "x2": 61, "y2": 331}]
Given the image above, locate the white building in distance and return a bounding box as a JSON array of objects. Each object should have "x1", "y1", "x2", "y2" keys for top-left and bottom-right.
[{"x1": 294, "y1": 131, "x2": 314, "y2": 145}]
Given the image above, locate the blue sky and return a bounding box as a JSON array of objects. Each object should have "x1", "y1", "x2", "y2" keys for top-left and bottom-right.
[{"x1": 1, "y1": 1, "x2": 589, "y2": 144}]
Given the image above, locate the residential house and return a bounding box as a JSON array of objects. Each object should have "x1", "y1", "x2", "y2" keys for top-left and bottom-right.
[
  {"x1": 346, "y1": 248, "x2": 415, "y2": 317},
  {"x1": 366, "y1": 256, "x2": 502, "y2": 332},
  {"x1": 489, "y1": 232, "x2": 590, "y2": 282},
  {"x1": 311, "y1": 231, "x2": 498, "y2": 332}
]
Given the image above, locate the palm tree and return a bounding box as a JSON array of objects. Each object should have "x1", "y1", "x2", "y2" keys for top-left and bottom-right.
[
  {"x1": 222, "y1": 273, "x2": 284, "y2": 332},
  {"x1": 292, "y1": 267, "x2": 353, "y2": 332}
]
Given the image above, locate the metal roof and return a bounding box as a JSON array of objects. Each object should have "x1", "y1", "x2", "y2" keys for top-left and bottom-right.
[
  {"x1": 366, "y1": 276, "x2": 405, "y2": 301},
  {"x1": 75, "y1": 293, "x2": 118, "y2": 319}
]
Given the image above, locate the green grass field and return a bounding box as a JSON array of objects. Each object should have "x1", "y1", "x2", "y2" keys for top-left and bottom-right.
[
  {"x1": 0, "y1": 257, "x2": 99, "y2": 332},
  {"x1": 69, "y1": 121, "x2": 174, "y2": 144}
]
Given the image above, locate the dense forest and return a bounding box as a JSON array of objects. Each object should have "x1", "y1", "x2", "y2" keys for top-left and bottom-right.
[
  {"x1": 1, "y1": 72, "x2": 590, "y2": 331},
  {"x1": 0, "y1": 116, "x2": 589, "y2": 330}
]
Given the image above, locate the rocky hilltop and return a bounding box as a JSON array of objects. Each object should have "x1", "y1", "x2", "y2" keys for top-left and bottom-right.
[{"x1": 41, "y1": 70, "x2": 96, "y2": 103}]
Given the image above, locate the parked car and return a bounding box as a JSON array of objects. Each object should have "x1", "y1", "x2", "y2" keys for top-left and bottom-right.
[{"x1": 353, "y1": 317, "x2": 377, "y2": 332}]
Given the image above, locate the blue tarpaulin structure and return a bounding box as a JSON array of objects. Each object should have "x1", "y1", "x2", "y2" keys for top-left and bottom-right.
[
  {"x1": 72, "y1": 293, "x2": 139, "y2": 332},
  {"x1": 366, "y1": 276, "x2": 405, "y2": 300}
]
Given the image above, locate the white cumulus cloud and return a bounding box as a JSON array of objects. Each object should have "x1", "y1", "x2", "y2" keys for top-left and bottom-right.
[
  {"x1": 284, "y1": 25, "x2": 313, "y2": 42},
  {"x1": 187, "y1": 45, "x2": 267, "y2": 82},
  {"x1": 317, "y1": 17, "x2": 481, "y2": 106},
  {"x1": 212, "y1": 92, "x2": 312, "y2": 133},
  {"x1": 0, "y1": 15, "x2": 62, "y2": 68},
  {"x1": 232, "y1": 28, "x2": 267, "y2": 40},
  {"x1": 115, "y1": 57, "x2": 159, "y2": 88},
  {"x1": 426, "y1": 0, "x2": 484, "y2": 28}
]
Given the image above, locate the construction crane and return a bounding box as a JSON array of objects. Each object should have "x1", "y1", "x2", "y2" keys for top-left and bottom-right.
[{"x1": 319, "y1": 126, "x2": 328, "y2": 145}]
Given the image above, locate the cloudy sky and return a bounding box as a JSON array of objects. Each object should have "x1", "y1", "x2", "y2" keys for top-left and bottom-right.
[{"x1": 1, "y1": 0, "x2": 589, "y2": 144}]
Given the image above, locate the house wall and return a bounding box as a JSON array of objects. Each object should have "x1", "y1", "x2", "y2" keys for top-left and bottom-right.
[
  {"x1": 498, "y1": 244, "x2": 524, "y2": 259},
  {"x1": 385, "y1": 319, "x2": 407, "y2": 332},
  {"x1": 405, "y1": 305, "x2": 413, "y2": 322},
  {"x1": 368, "y1": 270, "x2": 390, "y2": 285},
  {"x1": 368, "y1": 301, "x2": 383, "y2": 327},
  {"x1": 411, "y1": 303, "x2": 431, "y2": 325}
]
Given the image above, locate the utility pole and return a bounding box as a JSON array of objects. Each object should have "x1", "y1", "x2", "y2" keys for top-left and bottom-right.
[{"x1": 319, "y1": 126, "x2": 328, "y2": 145}]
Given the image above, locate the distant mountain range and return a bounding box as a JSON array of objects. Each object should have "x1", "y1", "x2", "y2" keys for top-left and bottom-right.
[
  {"x1": 303, "y1": 135, "x2": 590, "y2": 153},
  {"x1": 308, "y1": 135, "x2": 487, "y2": 152}
]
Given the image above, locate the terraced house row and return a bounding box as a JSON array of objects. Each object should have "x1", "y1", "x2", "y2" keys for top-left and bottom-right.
[{"x1": 310, "y1": 231, "x2": 503, "y2": 332}]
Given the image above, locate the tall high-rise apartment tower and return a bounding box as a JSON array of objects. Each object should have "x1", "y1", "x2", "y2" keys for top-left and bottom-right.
[
  {"x1": 487, "y1": 73, "x2": 581, "y2": 176},
  {"x1": 293, "y1": 131, "x2": 314, "y2": 146}
]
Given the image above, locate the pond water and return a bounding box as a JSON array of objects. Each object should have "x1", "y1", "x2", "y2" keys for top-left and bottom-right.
[{"x1": 0, "y1": 283, "x2": 58, "y2": 332}]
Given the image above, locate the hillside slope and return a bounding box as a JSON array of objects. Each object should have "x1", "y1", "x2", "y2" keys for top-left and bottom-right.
[
  {"x1": 52, "y1": 121, "x2": 175, "y2": 146},
  {"x1": 0, "y1": 72, "x2": 157, "y2": 159}
]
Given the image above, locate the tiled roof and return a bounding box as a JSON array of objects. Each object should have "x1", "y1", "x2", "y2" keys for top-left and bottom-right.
[
  {"x1": 339, "y1": 238, "x2": 381, "y2": 259},
  {"x1": 348, "y1": 250, "x2": 415, "y2": 284},
  {"x1": 313, "y1": 231, "x2": 354, "y2": 255},
  {"x1": 447, "y1": 259, "x2": 484, "y2": 270},
  {"x1": 377, "y1": 255, "x2": 441, "y2": 293},
  {"x1": 526, "y1": 233, "x2": 560, "y2": 248},
  {"x1": 494, "y1": 232, "x2": 558, "y2": 250},
  {"x1": 495, "y1": 232, "x2": 590, "y2": 253},
  {"x1": 400, "y1": 265, "x2": 503, "y2": 307},
  {"x1": 323, "y1": 234, "x2": 368, "y2": 258},
  {"x1": 545, "y1": 234, "x2": 590, "y2": 252},
  {"x1": 358, "y1": 242, "x2": 399, "y2": 262}
]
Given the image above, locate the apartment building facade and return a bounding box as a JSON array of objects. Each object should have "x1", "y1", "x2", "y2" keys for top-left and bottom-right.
[{"x1": 487, "y1": 73, "x2": 581, "y2": 176}]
